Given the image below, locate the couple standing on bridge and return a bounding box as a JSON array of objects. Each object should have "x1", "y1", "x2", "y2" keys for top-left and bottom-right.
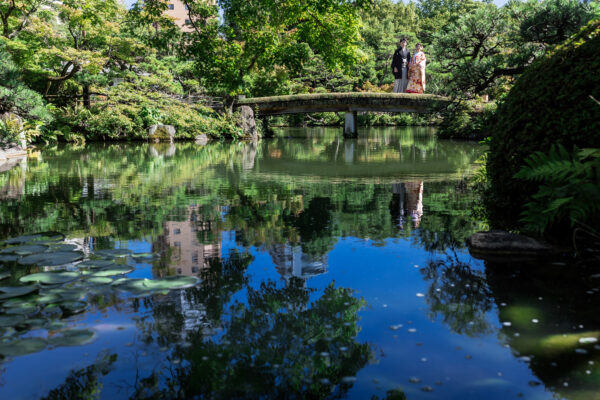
[{"x1": 391, "y1": 38, "x2": 426, "y2": 94}]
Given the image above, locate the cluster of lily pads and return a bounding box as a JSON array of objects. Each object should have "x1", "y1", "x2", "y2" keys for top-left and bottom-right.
[{"x1": 0, "y1": 232, "x2": 200, "y2": 358}]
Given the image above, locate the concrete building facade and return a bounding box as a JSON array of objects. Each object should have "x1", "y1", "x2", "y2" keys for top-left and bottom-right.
[{"x1": 163, "y1": 0, "x2": 216, "y2": 32}]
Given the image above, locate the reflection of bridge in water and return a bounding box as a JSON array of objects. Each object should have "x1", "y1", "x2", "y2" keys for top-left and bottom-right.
[{"x1": 235, "y1": 93, "x2": 450, "y2": 136}]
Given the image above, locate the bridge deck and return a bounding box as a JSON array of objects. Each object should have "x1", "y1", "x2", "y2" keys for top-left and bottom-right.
[{"x1": 235, "y1": 92, "x2": 450, "y2": 116}]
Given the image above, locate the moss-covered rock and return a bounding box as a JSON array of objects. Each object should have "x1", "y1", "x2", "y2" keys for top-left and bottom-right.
[{"x1": 486, "y1": 20, "x2": 600, "y2": 231}]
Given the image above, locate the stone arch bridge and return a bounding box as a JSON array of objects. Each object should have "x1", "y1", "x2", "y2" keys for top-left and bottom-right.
[{"x1": 234, "y1": 93, "x2": 450, "y2": 136}]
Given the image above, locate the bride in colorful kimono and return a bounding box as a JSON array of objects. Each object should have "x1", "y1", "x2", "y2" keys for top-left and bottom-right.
[{"x1": 406, "y1": 43, "x2": 426, "y2": 94}]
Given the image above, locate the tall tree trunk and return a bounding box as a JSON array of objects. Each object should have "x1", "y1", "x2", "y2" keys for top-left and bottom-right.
[{"x1": 83, "y1": 84, "x2": 91, "y2": 108}]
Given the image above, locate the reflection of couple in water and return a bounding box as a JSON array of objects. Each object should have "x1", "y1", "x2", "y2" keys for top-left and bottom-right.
[
  {"x1": 391, "y1": 182, "x2": 424, "y2": 228},
  {"x1": 391, "y1": 38, "x2": 426, "y2": 94}
]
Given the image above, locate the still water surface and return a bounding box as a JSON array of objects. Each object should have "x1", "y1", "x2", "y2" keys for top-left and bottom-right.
[{"x1": 0, "y1": 127, "x2": 598, "y2": 399}]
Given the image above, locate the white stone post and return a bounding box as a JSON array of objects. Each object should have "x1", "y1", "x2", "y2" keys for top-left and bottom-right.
[{"x1": 344, "y1": 111, "x2": 358, "y2": 137}]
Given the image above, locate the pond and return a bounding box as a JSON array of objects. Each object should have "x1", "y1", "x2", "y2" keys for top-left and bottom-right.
[{"x1": 0, "y1": 127, "x2": 599, "y2": 399}]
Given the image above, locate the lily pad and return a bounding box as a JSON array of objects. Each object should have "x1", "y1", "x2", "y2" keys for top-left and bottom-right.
[
  {"x1": 77, "y1": 260, "x2": 115, "y2": 269},
  {"x1": 59, "y1": 301, "x2": 88, "y2": 315},
  {"x1": 142, "y1": 276, "x2": 200, "y2": 290},
  {"x1": 50, "y1": 329, "x2": 96, "y2": 347},
  {"x1": 19, "y1": 251, "x2": 84, "y2": 266},
  {"x1": 0, "y1": 285, "x2": 38, "y2": 300},
  {"x1": 0, "y1": 255, "x2": 20, "y2": 263},
  {"x1": 91, "y1": 266, "x2": 134, "y2": 277},
  {"x1": 2, "y1": 299, "x2": 37, "y2": 308},
  {"x1": 95, "y1": 249, "x2": 132, "y2": 258},
  {"x1": 0, "y1": 337, "x2": 47, "y2": 356},
  {"x1": 132, "y1": 253, "x2": 158, "y2": 260},
  {"x1": 5, "y1": 232, "x2": 64, "y2": 245},
  {"x1": 33, "y1": 293, "x2": 62, "y2": 304},
  {"x1": 5, "y1": 305, "x2": 39, "y2": 315},
  {"x1": 0, "y1": 270, "x2": 10, "y2": 280},
  {"x1": 43, "y1": 288, "x2": 86, "y2": 302},
  {"x1": 20, "y1": 271, "x2": 80, "y2": 285},
  {"x1": 112, "y1": 278, "x2": 155, "y2": 296},
  {"x1": 87, "y1": 277, "x2": 113, "y2": 285},
  {"x1": 17, "y1": 318, "x2": 47, "y2": 330},
  {"x1": 0, "y1": 245, "x2": 47, "y2": 256},
  {"x1": 41, "y1": 305, "x2": 63, "y2": 319},
  {"x1": 0, "y1": 314, "x2": 26, "y2": 327},
  {"x1": 48, "y1": 244, "x2": 78, "y2": 252}
]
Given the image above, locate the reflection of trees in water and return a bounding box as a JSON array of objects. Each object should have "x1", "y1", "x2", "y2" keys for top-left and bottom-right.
[
  {"x1": 414, "y1": 181, "x2": 485, "y2": 253},
  {"x1": 284, "y1": 197, "x2": 337, "y2": 258},
  {"x1": 485, "y1": 260, "x2": 600, "y2": 399},
  {"x1": 131, "y1": 277, "x2": 372, "y2": 399},
  {"x1": 41, "y1": 352, "x2": 118, "y2": 400},
  {"x1": 420, "y1": 254, "x2": 493, "y2": 337}
]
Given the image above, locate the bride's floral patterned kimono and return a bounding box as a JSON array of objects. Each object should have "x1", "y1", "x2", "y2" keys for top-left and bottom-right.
[{"x1": 406, "y1": 51, "x2": 426, "y2": 94}]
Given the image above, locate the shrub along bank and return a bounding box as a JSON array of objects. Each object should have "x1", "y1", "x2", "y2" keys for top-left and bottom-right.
[{"x1": 485, "y1": 20, "x2": 600, "y2": 242}]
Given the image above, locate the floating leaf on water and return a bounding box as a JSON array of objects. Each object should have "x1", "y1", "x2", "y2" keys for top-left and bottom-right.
[
  {"x1": 0, "y1": 245, "x2": 47, "y2": 256},
  {"x1": 5, "y1": 232, "x2": 64, "y2": 245},
  {"x1": 33, "y1": 293, "x2": 61, "y2": 304},
  {"x1": 18, "y1": 318, "x2": 47, "y2": 330},
  {"x1": 48, "y1": 244, "x2": 78, "y2": 252},
  {"x1": 59, "y1": 301, "x2": 88, "y2": 315},
  {"x1": 0, "y1": 271, "x2": 10, "y2": 280},
  {"x1": 0, "y1": 337, "x2": 47, "y2": 356},
  {"x1": 40, "y1": 287, "x2": 85, "y2": 302},
  {"x1": 0, "y1": 255, "x2": 20, "y2": 263},
  {"x1": 77, "y1": 260, "x2": 115, "y2": 269},
  {"x1": 91, "y1": 266, "x2": 134, "y2": 277},
  {"x1": 95, "y1": 249, "x2": 132, "y2": 258},
  {"x1": 132, "y1": 253, "x2": 158, "y2": 260},
  {"x1": 5, "y1": 305, "x2": 38, "y2": 315},
  {"x1": 2, "y1": 298, "x2": 37, "y2": 308},
  {"x1": 50, "y1": 329, "x2": 96, "y2": 347},
  {"x1": 112, "y1": 279, "x2": 155, "y2": 296},
  {"x1": 0, "y1": 314, "x2": 26, "y2": 327},
  {"x1": 87, "y1": 277, "x2": 113, "y2": 285},
  {"x1": 19, "y1": 251, "x2": 84, "y2": 266},
  {"x1": 409, "y1": 377, "x2": 422, "y2": 384},
  {"x1": 142, "y1": 276, "x2": 200, "y2": 290},
  {"x1": 20, "y1": 271, "x2": 80, "y2": 285},
  {"x1": 0, "y1": 285, "x2": 38, "y2": 300},
  {"x1": 41, "y1": 304, "x2": 63, "y2": 319}
]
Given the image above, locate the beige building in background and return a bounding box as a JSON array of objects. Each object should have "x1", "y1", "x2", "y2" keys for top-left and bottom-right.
[{"x1": 163, "y1": 0, "x2": 216, "y2": 32}]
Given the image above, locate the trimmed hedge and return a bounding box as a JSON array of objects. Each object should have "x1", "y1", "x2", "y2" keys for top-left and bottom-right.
[{"x1": 486, "y1": 20, "x2": 600, "y2": 231}]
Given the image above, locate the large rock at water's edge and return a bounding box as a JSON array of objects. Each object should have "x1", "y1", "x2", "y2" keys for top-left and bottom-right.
[
  {"x1": 148, "y1": 124, "x2": 176, "y2": 143},
  {"x1": 195, "y1": 134, "x2": 209, "y2": 146},
  {"x1": 0, "y1": 144, "x2": 27, "y2": 161},
  {"x1": 239, "y1": 106, "x2": 257, "y2": 139},
  {"x1": 467, "y1": 230, "x2": 557, "y2": 260}
]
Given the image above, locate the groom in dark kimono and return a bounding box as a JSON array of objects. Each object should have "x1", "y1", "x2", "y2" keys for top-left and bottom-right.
[{"x1": 391, "y1": 38, "x2": 410, "y2": 93}]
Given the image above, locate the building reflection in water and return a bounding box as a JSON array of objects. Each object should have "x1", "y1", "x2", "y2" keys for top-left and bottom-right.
[
  {"x1": 155, "y1": 205, "x2": 222, "y2": 277},
  {"x1": 391, "y1": 181, "x2": 424, "y2": 228},
  {"x1": 154, "y1": 206, "x2": 223, "y2": 335},
  {"x1": 269, "y1": 244, "x2": 328, "y2": 283}
]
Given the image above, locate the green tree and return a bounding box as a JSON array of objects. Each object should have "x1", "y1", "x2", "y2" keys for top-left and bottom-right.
[{"x1": 183, "y1": 0, "x2": 371, "y2": 102}]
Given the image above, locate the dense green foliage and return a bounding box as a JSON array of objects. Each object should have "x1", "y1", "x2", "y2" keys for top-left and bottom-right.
[
  {"x1": 513, "y1": 146, "x2": 600, "y2": 235},
  {"x1": 486, "y1": 20, "x2": 600, "y2": 236},
  {"x1": 1, "y1": 0, "x2": 598, "y2": 142}
]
